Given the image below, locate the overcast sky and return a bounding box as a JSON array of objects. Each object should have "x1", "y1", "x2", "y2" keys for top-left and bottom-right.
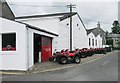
[{"x1": 6, "y1": 0, "x2": 118, "y2": 32}]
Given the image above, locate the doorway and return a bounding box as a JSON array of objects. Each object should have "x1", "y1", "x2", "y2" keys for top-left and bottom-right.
[
  {"x1": 41, "y1": 36, "x2": 52, "y2": 62},
  {"x1": 33, "y1": 33, "x2": 52, "y2": 63},
  {"x1": 33, "y1": 33, "x2": 41, "y2": 63}
]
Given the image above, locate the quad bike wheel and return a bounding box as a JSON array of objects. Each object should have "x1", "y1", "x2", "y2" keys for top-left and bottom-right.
[
  {"x1": 74, "y1": 56, "x2": 81, "y2": 64},
  {"x1": 58, "y1": 56, "x2": 68, "y2": 64}
]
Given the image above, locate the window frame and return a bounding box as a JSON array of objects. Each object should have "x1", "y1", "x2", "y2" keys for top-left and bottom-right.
[
  {"x1": 92, "y1": 39, "x2": 94, "y2": 46},
  {"x1": 2, "y1": 33, "x2": 16, "y2": 51},
  {"x1": 96, "y1": 39, "x2": 97, "y2": 46},
  {"x1": 89, "y1": 38, "x2": 91, "y2": 46},
  {"x1": 0, "y1": 34, "x2": 2, "y2": 52}
]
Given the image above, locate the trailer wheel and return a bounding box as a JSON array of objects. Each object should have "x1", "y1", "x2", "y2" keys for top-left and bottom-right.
[
  {"x1": 58, "y1": 57, "x2": 68, "y2": 64},
  {"x1": 74, "y1": 56, "x2": 81, "y2": 64}
]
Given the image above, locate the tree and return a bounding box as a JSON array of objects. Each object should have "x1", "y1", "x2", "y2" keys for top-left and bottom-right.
[
  {"x1": 106, "y1": 39, "x2": 113, "y2": 46},
  {"x1": 117, "y1": 41, "x2": 120, "y2": 49},
  {"x1": 111, "y1": 20, "x2": 120, "y2": 34}
]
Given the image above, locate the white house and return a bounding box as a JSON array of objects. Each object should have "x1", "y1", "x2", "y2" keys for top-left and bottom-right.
[
  {"x1": 87, "y1": 32, "x2": 102, "y2": 48},
  {"x1": 87, "y1": 32, "x2": 96, "y2": 48},
  {"x1": 95, "y1": 34, "x2": 102, "y2": 48},
  {"x1": 86, "y1": 22, "x2": 106, "y2": 45}
]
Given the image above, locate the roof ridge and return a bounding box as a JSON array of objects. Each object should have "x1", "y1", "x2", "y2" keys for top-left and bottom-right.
[{"x1": 15, "y1": 12, "x2": 77, "y2": 19}]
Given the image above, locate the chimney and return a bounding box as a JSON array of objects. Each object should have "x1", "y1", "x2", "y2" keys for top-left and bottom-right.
[{"x1": 97, "y1": 21, "x2": 100, "y2": 28}]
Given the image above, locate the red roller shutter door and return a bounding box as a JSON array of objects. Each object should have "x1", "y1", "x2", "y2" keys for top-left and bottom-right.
[{"x1": 41, "y1": 36, "x2": 52, "y2": 62}]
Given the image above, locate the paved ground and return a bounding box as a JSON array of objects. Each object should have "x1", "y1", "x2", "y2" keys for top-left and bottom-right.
[
  {"x1": 27, "y1": 53, "x2": 110, "y2": 74},
  {"x1": 1, "y1": 51, "x2": 119, "y2": 81},
  {"x1": 0, "y1": 52, "x2": 111, "y2": 75}
]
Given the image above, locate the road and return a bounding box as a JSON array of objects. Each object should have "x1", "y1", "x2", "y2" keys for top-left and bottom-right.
[{"x1": 2, "y1": 51, "x2": 119, "y2": 81}]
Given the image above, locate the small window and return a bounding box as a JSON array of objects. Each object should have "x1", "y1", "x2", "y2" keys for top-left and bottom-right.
[
  {"x1": 67, "y1": 23, "x2": 69, "y2": 26},
  {"x1": 96, "y1": 39, "x2": 97, "y2": 46},
  {"x1": 42, "y1": 36, "x2": 51, "y2": 46},
  {"x1": 89, "y1": 38, "x2": 91, "y2": 46},
  {"x1": 2, "y1": 33, "x2": 16, "y2": 51},
  {"x1": 116, "y1": 39, "x2": 118, "y2": 41},
  {"x1": 92, "y1": 39, "x2": 94, "y2": 46},
  {"x1": 77, "y1": 24, "x2": 79, "y2": 26}
]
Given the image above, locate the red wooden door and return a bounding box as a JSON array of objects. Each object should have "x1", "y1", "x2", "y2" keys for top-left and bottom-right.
[{"x1": 41, "y1": 36, "x2": 52, "y2": 62}]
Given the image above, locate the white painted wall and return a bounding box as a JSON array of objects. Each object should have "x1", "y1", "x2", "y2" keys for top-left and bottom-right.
[
  {"x1": 53, "y1": 18, "x2": 70, "y2": 51},
  {"x1": 72, "y1": 15, "x2": 88, "y2": 49},
  {"x1": 0, "y1": 17, "x2": 58, "y2": 70},
  {"x1": 0, "y1": 18, "x2": 2, "y2": 69},
  {"x1": 27, "y1": 28, "x2": 56, "y2": 69},
  {"x1": 16, "y1": 15, "x2": 90, "y2": 52},
  {"x1": 88, "y1": 32, "x2": 102, "y2": 48},
  {"x1": 16, "y1": 17, "x2": 65, "y2": 53},
  {"x1": 0, "y1": 18, "x2": 2, "y2": 52},
  {"x1": 96, "y1": 35, "x2": 102, "y2": 48},
  {"x1": 16, "y1": 17, "x2": 59, "y2": 35},
  {"x1": 0, "y1": 17, "x2": 28, "y2": 71},
  {"x1": 16, "y1": 17, "x2": 60, "y2": 55},
  {"x1": 0, "y1": 18, "x2": 2, "y2": 70},
  {"x1": 16, "y1": 15, "x2": 89, "y2": 52},
  {"x1": 53, "y1": 15, "x2": 88, "y2": 51},
  {"x1": 87, "y1": 32, "x2": 96, "y2": 48}
]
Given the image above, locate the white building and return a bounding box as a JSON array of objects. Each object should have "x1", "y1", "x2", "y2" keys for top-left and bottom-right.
[
  {"x1": 0, "y1": 1, "x2": 104, "y2": 71},
  {"x1": 15, "y1": 12, "x2": 89, "y2": 51},
  {"x1": 0, "y1": 15, "x2": 59, "y2": 70},
  {"x1": 0, "y1": 17, "x2": 30, "y2": 70},
  {"x1": 87, "y1": 32, "x2": 102, "y2": 48},
  {"x1": 54, "y1": 14, "x2": 88, "y2": 51},
  {"x1": 0, "y1": 12, "x2": 90, "y2": 71},
  {"x1": 0, "y1": 12, "x2": 104, "y2": 71},
  {"x1": 86, "y1": 22, "x2": 106, "y2": 45}
]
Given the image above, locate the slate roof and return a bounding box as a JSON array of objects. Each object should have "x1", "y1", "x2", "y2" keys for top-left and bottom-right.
[
  {"x1": 86, "y1": 28, "x2": 97, "y2": 35},
  {"x1": 86, "y1": 27, "x2": 105, "y2": 37},
  {"x1": 0, "y1": 0, "x2": 15, "y2": 20}
]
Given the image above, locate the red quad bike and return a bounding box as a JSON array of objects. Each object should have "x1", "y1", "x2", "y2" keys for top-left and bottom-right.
[
  {"x1": 51, "y1": 49, "x2": 81, "y2": 64},
  {"x1": 79, "y1": 48, "x2": 89, "y2": 58},
  {"x1": 94, "y1": 48, "x2": 106, "y2": 54}
]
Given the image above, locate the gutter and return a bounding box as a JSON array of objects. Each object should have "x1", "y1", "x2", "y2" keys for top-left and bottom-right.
[{"x1": 16, "y1": 21, "x2": 58, "y2": 37}]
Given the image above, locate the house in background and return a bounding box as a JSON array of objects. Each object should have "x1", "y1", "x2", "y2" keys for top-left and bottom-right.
[
  {"x1": 106, "y1": 33, "x2": 120, "y2": 48},
  {"x1": 87, "y1": 31, "x2": 102, "y2": 48},
  {"x1": 86, "y1": 22, "x2": 106, "y2": 46}
]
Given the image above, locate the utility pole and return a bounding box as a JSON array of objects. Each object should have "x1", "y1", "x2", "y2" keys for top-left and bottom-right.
[{"x1": 67, "y1": 4, "x2": 76, "y2": 51}]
